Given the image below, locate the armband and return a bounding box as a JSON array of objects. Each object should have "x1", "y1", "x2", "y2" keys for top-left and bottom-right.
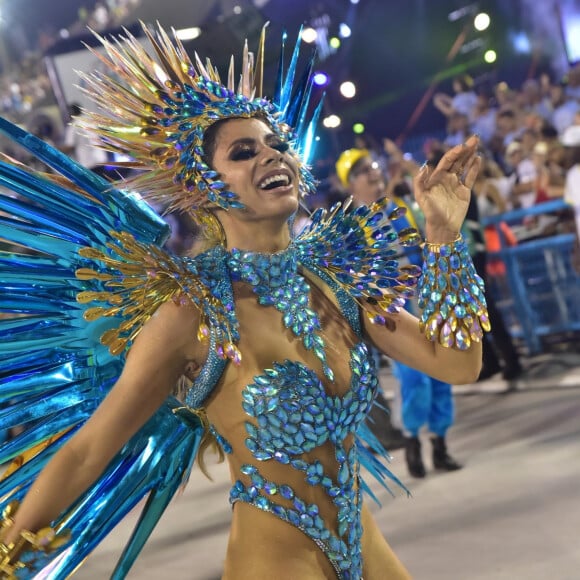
[{"x1": 418, "y1": 236, "x2": 490, "y2": 349}]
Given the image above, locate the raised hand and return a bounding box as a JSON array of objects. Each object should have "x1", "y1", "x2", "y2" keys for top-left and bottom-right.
[{"x1": 413, "y1": 135, "x2": 481, "y2": 243}]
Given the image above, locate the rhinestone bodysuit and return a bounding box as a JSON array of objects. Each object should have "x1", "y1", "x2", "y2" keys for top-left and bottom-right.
[
  {"x1": 228, "y1": 344, "x2": 378, "y2": 579},
  {"x1": 190, "y1": 244, "x2": 382, "y2": 579}
]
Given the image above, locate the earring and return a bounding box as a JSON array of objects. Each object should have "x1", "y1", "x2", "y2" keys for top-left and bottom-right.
[{"x1": 194, "y1": 209, "x2": 227, "y2": 247}]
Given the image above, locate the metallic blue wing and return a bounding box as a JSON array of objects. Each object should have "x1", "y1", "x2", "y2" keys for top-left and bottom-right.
[{"x1": 0, "y1": 116, "x2": 204, "y2": 577}]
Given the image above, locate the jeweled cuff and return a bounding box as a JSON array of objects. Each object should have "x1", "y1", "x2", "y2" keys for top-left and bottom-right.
[
  {"x1": 417, "y1": 236, "x2": 490, "y2": 350},
  {"x1": 0, "y1": 501, "x2": 70, "y2": 579}
]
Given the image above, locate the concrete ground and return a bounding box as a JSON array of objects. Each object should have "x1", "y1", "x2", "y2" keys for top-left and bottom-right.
[{"x1": 75, "y1": 352, "x2": 580, "y2": 580}]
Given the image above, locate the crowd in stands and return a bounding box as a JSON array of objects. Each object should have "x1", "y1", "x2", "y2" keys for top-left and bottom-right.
[
  {"x1": 0, "y1": 0, "x2": 142, "y2": 132},
  {"x1": 306, "y1": 68, "x2": 580, "y2": 254}
]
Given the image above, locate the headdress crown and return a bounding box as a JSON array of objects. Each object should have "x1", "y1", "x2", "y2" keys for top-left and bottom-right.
[{"x1": 78, "y1": 23, "x2": 322, "y2": 214}]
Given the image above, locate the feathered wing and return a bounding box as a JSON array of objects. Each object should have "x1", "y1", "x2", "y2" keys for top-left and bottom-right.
[{"x1": 0, "y1": 117, "x2": 207, "y2": 577}]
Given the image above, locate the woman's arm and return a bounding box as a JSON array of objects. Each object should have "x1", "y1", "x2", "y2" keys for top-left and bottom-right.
[
  {"x1": 3, "y1": 300, "x2": 201, "y2": 543},
  {"x1": 484, "y1": 179, "x2": 507, "y2": 212},
  {"x1": 363, "y1": 135, "x2": 484, "y2": 384},
  {"x1": 363, "y1": 308, "x2": 482, "y2": 385},
  {"x1": 432, "y1": 93, "x2": 455, "y2": 117}
]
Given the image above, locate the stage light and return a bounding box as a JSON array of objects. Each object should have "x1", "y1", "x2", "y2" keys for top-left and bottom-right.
[
  {"x1": 340, "y1": 81, "x2": 356, "y2": 99},
  {"x1": 484, "y1": 49, "x2": 497, "y2": 63},
  {"x1": 510, "y1": 31, "x2": 531, "y2": 54},
  {"x1": 313, "y1": 72, "x2": 329, "y2": 86},
  {"x1": 350, "y1": 0, "x2": 360, "y2": 4},
  {"x1": 474, "y1": 12, "x2": 490, "y2": 32},
  {"x1": 329, "y1": 37, "x2": 341, "y2": 49},
  {"x1": 301, "y1": 27, "x2": 318, "y2": 44},
  {"x1": 323, "y1": 115, "x2": 341, "y2": 128},
  {"x1": 175, "y1": 27, "x2": 202, "y2": 41},
  {"x1": 339, "y1": 23, "x2": 351, "y2": 38},
  {"x1": 353, "y1": 123, "x2": 365, "y2": 134}
]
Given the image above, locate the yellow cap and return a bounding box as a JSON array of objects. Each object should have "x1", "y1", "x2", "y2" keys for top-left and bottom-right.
[{"x1": 335, "y1": 148, "x2": 369, "y2": 187}]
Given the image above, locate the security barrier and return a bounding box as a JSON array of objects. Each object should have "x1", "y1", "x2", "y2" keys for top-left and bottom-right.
[{"x1": 481, "y1": 200, "x2": 580, "y2": 354}]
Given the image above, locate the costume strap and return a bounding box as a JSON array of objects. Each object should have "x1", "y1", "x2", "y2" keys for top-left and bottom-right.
[{"x1": 418, "y1": 236, "x2": 490, "y2": 349}]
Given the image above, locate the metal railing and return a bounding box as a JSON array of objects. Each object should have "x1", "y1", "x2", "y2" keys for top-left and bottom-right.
[{"x1": 481, "y1": 200, "x2": 580, "y2": 354}]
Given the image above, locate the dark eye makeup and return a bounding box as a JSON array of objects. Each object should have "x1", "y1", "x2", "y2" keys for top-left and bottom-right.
[{"x1": 229, "y1": 138, "x2": 290, "y2": 161}]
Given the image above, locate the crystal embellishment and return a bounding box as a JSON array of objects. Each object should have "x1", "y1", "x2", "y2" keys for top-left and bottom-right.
[
  {"x1": 229, "y1": 342, "x2": 378, "y2": 579},
  {"x1": 226, "y1": 245, "x2": 334, "y2": 380}
]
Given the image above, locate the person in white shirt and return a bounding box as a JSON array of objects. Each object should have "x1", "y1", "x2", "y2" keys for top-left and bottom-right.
[{"x1": 504, "y1": 140, "x2": 538, "y2": 210}]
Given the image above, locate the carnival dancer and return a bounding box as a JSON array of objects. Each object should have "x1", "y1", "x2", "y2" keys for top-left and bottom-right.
[{"x1": 0, "y1": 24, "x2": 486, "y2": 579}]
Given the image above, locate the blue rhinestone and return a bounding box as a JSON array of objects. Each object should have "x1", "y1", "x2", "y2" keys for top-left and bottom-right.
[
  {"x1": 240, "y1": 464, "x2": 257, "y2": 475},
  {"x1": 245, "y1": 438, "x2": 257, "y2": 453},
  {"x1": 280, "y1": 485, "x2": 294, "y2": 500},
  {"x1": 287, "y1": 510, "x2": 300, "y2": 526},
  {"x1": 251, "y1": 473, "x2": 265, "y2": 488},
  {"x1": 293, "y1": 497, "x2": 306, "y2": 512},
  {"x1": 254, "y1": 450, "x2": 273, "y2": 461},
  {"x1": 274, "y1": 451, "x2": 290, "y2": 464},
  {"x1": 255, "y1": 496, "x2": 270, "y2": 510},
  {"x1": 272, "y1": 504, "x2": 286, "y2": 518}
]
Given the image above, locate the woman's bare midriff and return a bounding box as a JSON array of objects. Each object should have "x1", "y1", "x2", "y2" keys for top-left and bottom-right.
[{"x1": 222, "y1": 502, "x2": 412, "y2": 580}]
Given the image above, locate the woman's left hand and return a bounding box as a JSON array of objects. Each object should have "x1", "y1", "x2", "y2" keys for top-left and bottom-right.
[{"x1": 413, "y1": 135, "x2": 481, "y2": 243}]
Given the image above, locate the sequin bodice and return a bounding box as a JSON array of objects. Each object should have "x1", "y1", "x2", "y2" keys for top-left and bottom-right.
[{"x1": 228, "y1": 341, "x2": 378, "y2": 579}]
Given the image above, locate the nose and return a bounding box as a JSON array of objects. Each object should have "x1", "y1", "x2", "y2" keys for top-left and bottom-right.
[{"x1": 260, "y1": 145, "x2": 284, "y2": 165}]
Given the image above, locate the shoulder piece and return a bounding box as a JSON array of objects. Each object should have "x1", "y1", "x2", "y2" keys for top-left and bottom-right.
[
  {"x1": 77, "y1": 234, "x2": 240, "y2": 363},
  {"x1": 295, "y1": 198, "x2": 423, "y2": 325}
]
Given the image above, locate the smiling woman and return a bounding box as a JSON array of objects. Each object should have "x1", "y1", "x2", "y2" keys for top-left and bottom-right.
[
  {"x1": 207, "y1": 118, "x2": 301, "y2": 242},
  {"x1": 0, "y1": 21, "x2": 486, "y2": 580}
]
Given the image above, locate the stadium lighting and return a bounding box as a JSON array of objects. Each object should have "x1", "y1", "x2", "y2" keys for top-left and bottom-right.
[
  {"x1": 484, "y1": 49, "x2": 497, "y2": 63},
  {"x1": 301, "y1": 27, "x2": 318, "y2": 44},
  {"x1": 313, "y1": 72, "x2": 329, "y2": 86},
  {"x1": 175, "y1": 27, "x2": 202, "y2": 41},
  {"x1": 474, "y1": 13, "x2": 490, "y2": 32},
  {"x1": 340, "y1": 81, "x2": 356, "y2": 99},
  {"x1": 323, "y1": 115, "x2": 341, "y2": 128},
  {"x1": 339, "y1": 23, "x2": 352, "y2": 38}
]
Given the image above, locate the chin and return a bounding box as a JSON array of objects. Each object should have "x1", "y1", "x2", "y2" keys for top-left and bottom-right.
[{"x1": 281, "y1": 194, "x2": 300, "y2": 215}]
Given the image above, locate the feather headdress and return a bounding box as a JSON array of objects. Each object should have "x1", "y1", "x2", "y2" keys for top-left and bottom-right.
[{"x1": 77, "y1": 23, "x2": 322, "y2": 215}]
